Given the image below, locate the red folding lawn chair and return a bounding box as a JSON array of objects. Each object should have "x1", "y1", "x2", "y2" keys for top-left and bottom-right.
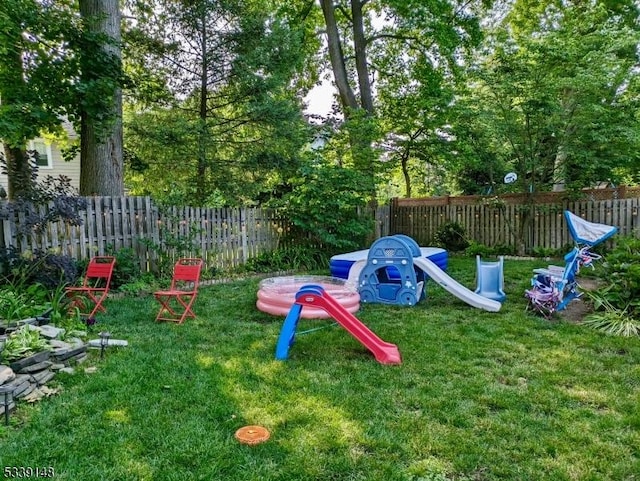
[
  {"x1": 65, "y1": 256, "x2": 117, "y2": 318},
  {"x1": 154, "y1": 258, "x2": 204, "y2": 324}
]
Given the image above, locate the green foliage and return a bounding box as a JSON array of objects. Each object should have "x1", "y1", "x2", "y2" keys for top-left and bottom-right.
[
  {"x1": 454, "y1": 2, "x2": 640, "y2": 195},
  {"x1": 531, "y1": 246, "x2": 565, "y2": 258},
  {"x1": 0, "y1": 325, "x2": 50, "y2": 362},
  {"x1": 0, "y1": 287, "x2": 48, "y2": 323},
  {"x1": 243, "y1": 246, "x2": 330, "y2": 273},
  {"x1": 105, "y1": 245, "x2": 142, "y2": 290},
  {"x1": 138, "y1": 206, "x2": 204, "y2": 278},
  {"x1": 116, "y1": 273, "x2": 160, "y2": 297},
  {"x1": 433, "y1": 221, "x2": 469, "y2": 252},
  {"x1": 583, "y1": 300, "x2": 640, "y2": 337},
  {"x1": 465, "y1": 241, "x2": 517, "y2": 257},
  {"x1": 122, "y1": 0, "x2": 308, "y2": 206},
  {"x1": 588, "y1": 236, "x2": 640, "y2": 329},
  {"x1": 273, "y1": 157, "x2": 374, "y2": 251}
]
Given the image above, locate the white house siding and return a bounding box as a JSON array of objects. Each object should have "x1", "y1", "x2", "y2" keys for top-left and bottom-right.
[
  {"x1": 0, "y1": 142, "x2": 80, "y2": 193},
  {"x1": 0, "y1": 121, "x2": 80, "y2": 194}
]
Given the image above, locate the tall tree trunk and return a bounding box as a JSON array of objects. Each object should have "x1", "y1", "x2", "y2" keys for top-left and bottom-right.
[
  {"x1": 319, "y1": 0, "x2": 378, "y2": 207},
  {"x1": 79, "y1": 0, "x2": 124, "y2": 196},
  {"x1": 319, "y1": 0, "x2": 358, "y2": 113},
  {"x1": 2, "y1": 146, "x2": 32, "y2": 200},
  {"x1": 351, "y1": 0, "x2": 374, "y2": 114},
  {"x1": 1, "y1": 40, "x2": 32, "y2": 200},
  {"x1": 196, "y1": 8, "x2": 208, "y2": 206}
]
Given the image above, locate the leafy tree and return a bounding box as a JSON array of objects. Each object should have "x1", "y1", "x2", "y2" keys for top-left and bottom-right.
[
  {"x1": 455, "y1": 1, "x2": 640, "y2": 194},
  {"x1": 272, "y1": 151, "x2": 374, "y2": 251},
  {"x1": 122, "y1": 0, "x2": 309, "y2": 206},
  {"x1": 0, "y1": 0, "x2": 80, "y2": 199},
  {"x1": 314, "y1": 0, "x2": 491, "y2": 203},
  {"x1": 0, "y1": 0, "x2": 126, "y2": 198}
]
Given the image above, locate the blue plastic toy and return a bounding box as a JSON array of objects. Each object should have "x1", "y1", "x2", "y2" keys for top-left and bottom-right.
[
  {"x1": 525, "y1": 210, "x2": 617, "y2": 317},
  {"x1": 357, "y1": 235, "x2": 426, "y2": 306},
  {"x1": 474, "y1": 256, "x2": 506, "y2": 303}
]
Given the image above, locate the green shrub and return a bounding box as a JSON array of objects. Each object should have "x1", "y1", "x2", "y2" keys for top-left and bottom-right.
[
  {"x1": 273, "y1": 159, "x2": 373, "y2": 252},
  {"x1": 244, "y1": 246, "x2": 330, "y2": 273},
  {"x1": 0, "y1": 325, "x2": 50, "y2": 362},
  {"x1": 433, "y1": 222, "x2": 469, "y2": 252},
  {"x1": 586, "y1": 236, "x2": 640, "y2": 335},
  {"x1": 465, "y1": 242, "x2": 517, "y2": 257},
  {"x1": 465, "y1": 241, "x2": 493, "y2": 257},
  {"x1": 106, "y1": 245, "x2": 142, "y2": 290},
  {"x1": 532, "y1": 246, "x2": 564, "y2": 258}
]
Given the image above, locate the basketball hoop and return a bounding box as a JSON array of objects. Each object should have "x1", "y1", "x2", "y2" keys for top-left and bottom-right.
[{"x1": 235, "y1": 425, "x2": 270, "y2": 445}]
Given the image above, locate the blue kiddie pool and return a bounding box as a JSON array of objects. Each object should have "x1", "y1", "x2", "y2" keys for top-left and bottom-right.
[{"x1": 330, "y1": 247, "x2": 448, "y2": 280}]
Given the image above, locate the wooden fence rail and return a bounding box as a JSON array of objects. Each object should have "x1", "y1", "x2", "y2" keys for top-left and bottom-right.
[
  {"x1": 0, "y1": 197, "x2": 290, "y2": 272},
  {"x1": 1, "y1": 194, "x2": 639, "y2": 274},
  {"x1": 390, "y1": 197, "x2": 640, "y2": 251}
]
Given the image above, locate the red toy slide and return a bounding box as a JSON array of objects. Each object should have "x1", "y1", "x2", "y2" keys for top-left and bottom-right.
[{"x1": 275, "y1": 285, "x2": 401, "y2": 365}]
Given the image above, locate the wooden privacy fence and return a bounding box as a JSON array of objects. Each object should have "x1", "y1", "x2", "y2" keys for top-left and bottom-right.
[
  {"x1": 390, "y1": 196, "x2": 640, "y2": 251},
  {"x1": 0, "y1": 197, "x2": 291, "y2": 272},
  {"x1": 2, "y1": 192, "x2": 639, "y2": 271}
]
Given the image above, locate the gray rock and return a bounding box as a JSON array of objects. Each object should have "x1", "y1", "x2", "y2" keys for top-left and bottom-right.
[
  {"x1": 52, "y1": 345, "x2": 87, "y2": 362},
  {"x1": 15, "y1": 382, "x2": 36, "y2": 399},
  {"x1": 9, "y1": 351, "x2": 50, "y2": 372},
  {"x1": 67, "y1": 336, "x2": 86, "y2": 346},
  {"x1": 31, "y1": 370, "x2": 55, "y2": 386},
  {"x1": 69, "y1": 330, "x2": 87, "y2": 338},
  {"x1": 18, "y1": 361, "x2": 53, "y2": 374},
  {"x1": 59, "y1": 367, "x2": 75, "y2": 375},
  {"x1": 37, "y1": 325, "x2": 66, "y2": 339},
  {"x1": 48, "y1": 340, "x2": 73, "y2": 350},
  {"x1": 0, "y1": 365, "x2": 15, "y2": 385},
  {"x1": 71, "y1": 353, "x2": 89, "y2": 365}
]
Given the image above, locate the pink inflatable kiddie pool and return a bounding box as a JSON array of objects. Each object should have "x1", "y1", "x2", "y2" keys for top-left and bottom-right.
[{"x1": 257, "y1": 275, "x2": 360, "y2": 318}]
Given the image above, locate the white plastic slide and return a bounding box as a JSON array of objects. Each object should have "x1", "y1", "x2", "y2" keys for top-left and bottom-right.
[
  {"x1": 413, "y1": 258, "x2": 502, "y2": 312},
  {"x1": 347, "y1": 259, "x2": 366, "y2": 286}
]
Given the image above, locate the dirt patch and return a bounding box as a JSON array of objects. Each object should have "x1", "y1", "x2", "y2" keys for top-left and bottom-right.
[
  {"x1": 558, "y1": 298, "x2": 592, "y2": 323},
  {"x1": 557, "y1": 278, "x2": 599, "y2": 323}
]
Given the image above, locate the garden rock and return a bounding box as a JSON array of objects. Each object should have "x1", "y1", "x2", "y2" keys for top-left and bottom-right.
[
  {"x1": 36, "y1": 324, "x2": 66, "y2": 339},
  {"x1": 0, "y1": 365, "x2": 15, "y2": 385},
  {"x1": 52, "y1": 345, "x2": 87, "y2": 362},
  {"x1": 3, "y1": 374, "x2": 31, "y2": 397},
  {"x1": 9, "y1": 351, "x2": 50, "y2": 372},
  {"x1": 17, "y1": 360, "x2": 52, "y2": 374},
  {"x1": 31, "y1": 369, "x2": 55, "y2": 386},
  {"x1": 49, "y1": 339, "x2": 73, "y2": 350},
  {"x1": 0, "y1": 332, "x2": 91, "y2": 418}
]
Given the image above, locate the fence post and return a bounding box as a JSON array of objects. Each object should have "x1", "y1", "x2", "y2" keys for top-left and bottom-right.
[{"x1": 241, "y1": 208, "x2": 248, "y2": 264}]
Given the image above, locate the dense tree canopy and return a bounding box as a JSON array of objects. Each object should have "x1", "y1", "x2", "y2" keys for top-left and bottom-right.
[
  {"x1": 0, "y1": 0, "x2": 638, "y2": 205},
  {"x1": 122, "y1": 0, "x2": 310, "y2": 205},
  {"x1": 0, "y1": 0, "x2": 80, "y2": 198}
]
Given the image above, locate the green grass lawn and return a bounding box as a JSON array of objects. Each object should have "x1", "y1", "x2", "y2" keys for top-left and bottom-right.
[{"x1": 1, "y1": 257, "x2": 639, "y2": 480}]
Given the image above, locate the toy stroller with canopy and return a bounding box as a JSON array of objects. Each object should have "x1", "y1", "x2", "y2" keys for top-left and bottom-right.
[{"x1": 525, "y1": 211, "x2": 617, "y2": 317}]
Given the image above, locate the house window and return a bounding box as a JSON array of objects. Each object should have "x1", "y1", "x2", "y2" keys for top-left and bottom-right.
[{"x1": 28, "y1": 140, "x2": 53, "y2": 169}]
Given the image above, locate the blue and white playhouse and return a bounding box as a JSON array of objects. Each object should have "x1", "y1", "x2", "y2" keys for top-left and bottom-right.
[{"x1": 330, "y1": 234, "x2": 502, "y2": 312}]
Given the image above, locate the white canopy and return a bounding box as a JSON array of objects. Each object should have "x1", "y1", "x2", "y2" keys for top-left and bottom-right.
[{"x1": 564, "y1": 210, "x2": 618, "y2": 246}]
